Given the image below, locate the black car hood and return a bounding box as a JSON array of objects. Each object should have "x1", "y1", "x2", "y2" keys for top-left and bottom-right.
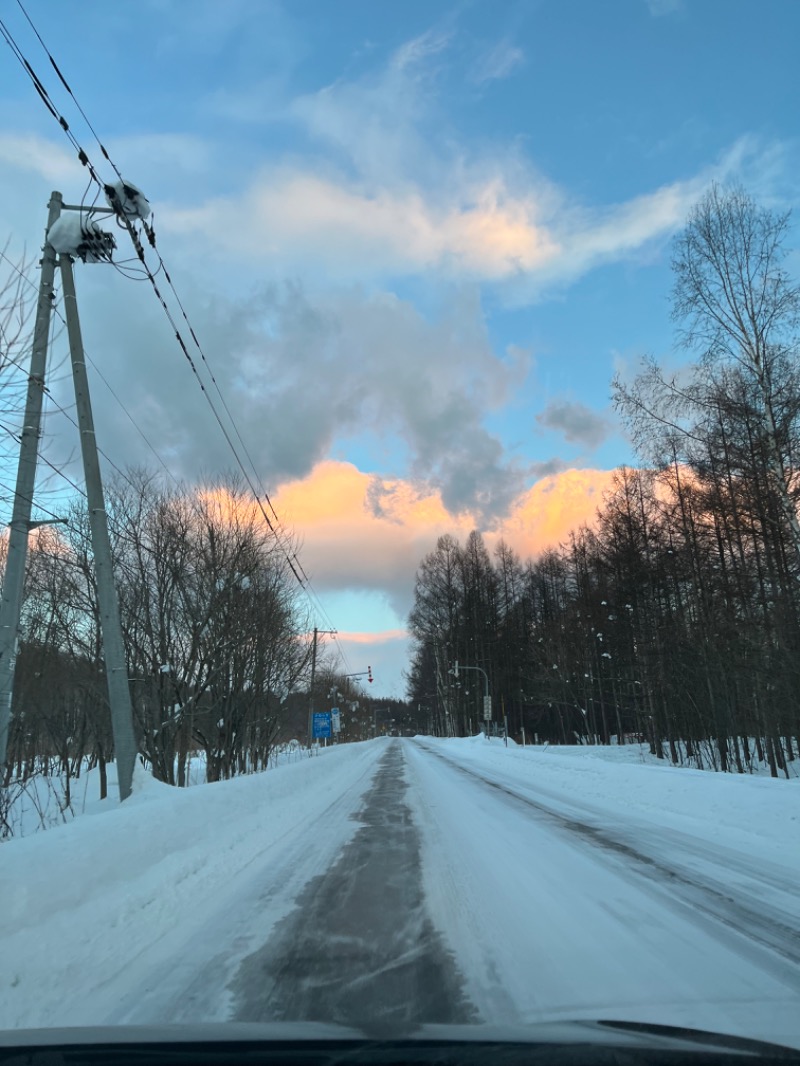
[{"x1": 0, "y1": 1020, "x2": 799, "y2": 1064}]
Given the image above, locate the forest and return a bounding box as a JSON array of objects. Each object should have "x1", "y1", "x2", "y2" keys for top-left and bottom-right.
[{"x1": 407, "y1": 187, "x2": 800, "y2": 777}]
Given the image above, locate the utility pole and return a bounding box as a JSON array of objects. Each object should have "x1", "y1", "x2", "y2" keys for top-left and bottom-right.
[
  {"x1": 60, "y1": 254, "x2": 137, "y2": 802},
  {"x1": 307, "y1": 626, "x2": 318, "y2": 751},
  {"x1": 306, "y1": 627, "x2": 337, "y2": 751},
  {"x1": 0, "y1": 192, "x2": 62, "y2": 778}
]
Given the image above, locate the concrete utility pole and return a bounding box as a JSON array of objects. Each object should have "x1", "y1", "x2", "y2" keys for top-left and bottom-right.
[
  {"x1": 306, "y1": 626, "x2": 336, "y2": 750},
  {"x1": 0, "y1": 192, "x2": 62, "y2": 777},
  {"x1": 306, "y1": 626, "x2": 318, "y2": 750},
  {"x1": 60, "y1": 254, "x2": 137, "y2": 802}
]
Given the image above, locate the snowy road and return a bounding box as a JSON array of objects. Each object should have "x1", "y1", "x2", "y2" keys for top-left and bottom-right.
[
  {"x1": 404, "y1": 738, "x2": 800, "y2": 1047},
  {"x1": 4, "y1": 736, "x2": 799, "y2": 1048},
  {"x1": 230, "y1": 743, "x2": 475, "y2": 1035},
  {"x1": 219, "y1": 737, "x2": 800, "y2": 1043}
]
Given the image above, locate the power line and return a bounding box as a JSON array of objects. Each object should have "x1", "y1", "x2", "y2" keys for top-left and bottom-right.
[
  {"x1": 2, "y1": 10, "x2": 342, "y2": 639},
  {"x1": 0, "y1": 247, "x2": 182, "y2": 491},
  {"x1": 14, "y1": 0, "x2": 122, "y2": 183},
  {"x1": 7, "y1": 6, "x2": 283, "y2": 529},
  {"x1": 0, "y1": 16, "x2": 104, "y2": 195},
  {"x1": 0, "y1": 262, "x2": 310, "y2": 592},
  {"x1": 8, "y1": 2, "x2": 284, "y2": 525},
  {"x1": 0, "y1": 264, "x2": 333, "y2": 622},
  {"x1": 9, "y1": 4, "x2": 284, "y2": 533}
]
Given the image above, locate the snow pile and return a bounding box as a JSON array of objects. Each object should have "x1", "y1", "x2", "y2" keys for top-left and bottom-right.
[{"x1": 2, "y1": 743, "x2": 316, "y2": 838}]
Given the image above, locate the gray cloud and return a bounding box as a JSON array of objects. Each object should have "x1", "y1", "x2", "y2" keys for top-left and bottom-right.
[
  {"x1": 536, "y1": 399, "x2": 611, "y2": 450},
  {"x1": 39, "y1": 264, "x2": 529, "y2": 523}
]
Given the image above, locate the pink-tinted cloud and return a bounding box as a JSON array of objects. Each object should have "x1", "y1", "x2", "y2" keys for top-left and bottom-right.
[
  {"x1": 334, "y1": 629, "x2": 409, "y2": 645},
  {"x1": 272, "y1": 460, "x2": 619, "y2": 616}
]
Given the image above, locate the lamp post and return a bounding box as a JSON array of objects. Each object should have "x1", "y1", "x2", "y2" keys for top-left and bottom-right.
[{"x1": 449, "y1": 661, "x2": 494, "y2": 739}]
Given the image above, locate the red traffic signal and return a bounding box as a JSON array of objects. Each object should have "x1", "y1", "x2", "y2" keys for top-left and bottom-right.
[{"x1": 367, "y1": 665, "x2": 373, "y2": 683}]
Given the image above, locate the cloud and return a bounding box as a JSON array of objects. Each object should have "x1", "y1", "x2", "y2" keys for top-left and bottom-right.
[
  {"x1": 156, "y1": 23, "x2": 777, "y2": 298},
  {"x1": 393, "y1": 28, "x2": 453, "y2": 72},
  {"x1": 0, "y1": 194, "x2": 530, "y2": 528},
  {"x1": 471, "y1": 41, "x2": 525, "y2": 85},
  {"x1": 536, "y1": 399, "x2": 612, "y2": 450},
  {"x1": 160, "y1": 134, "x2": 769, "y2": 301},
  {"x1": 335, "y1": 629, "x2": 408, "y2": 645},
  {"x1": 165, "y1": 169, "x2": 561, "y2": 283},
  {"x1": 271, "y1": 460, "x2": 619, "y2": 617},
  {"x1": 224, "y1": 283, "x2": 529, "y2": 519},
  {"x1": 0, "y1": 133, "x2": 80, "y2": 184},
  {"x1": 645, "y1": 0, "x2": 683, "y2": 16},
  {"x1": 497, "y1": 467, "x2": 619, "y2": 557},
  {"x1": 0, "y1": 29, "x2": 782, "y2": 306},
  {"x1": 272, "y1": 461, "x2": 461, "y2": 616},
  {"x1": 25, "y1": 258, "x2": 528, "y2": 523}
]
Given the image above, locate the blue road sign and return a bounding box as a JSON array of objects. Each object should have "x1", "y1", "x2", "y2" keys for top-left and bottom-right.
[{"x1": 313, "y1": 711, "x2": 332, "y2": 739}]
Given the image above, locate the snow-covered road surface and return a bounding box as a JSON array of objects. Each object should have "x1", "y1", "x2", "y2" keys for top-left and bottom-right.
[
  {"x1": 405, "y1": 738, "x2": 800, "y2": 1049},
  {"x1": 230, "y1": 743, "x2": 475, "y2": 1035},
  {"x1": 2, "y1": 736, "x2": 799, "y2": 1048}
]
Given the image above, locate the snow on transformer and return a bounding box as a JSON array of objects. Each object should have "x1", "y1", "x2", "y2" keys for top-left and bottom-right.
[
  {"x1": 104, "y1": 179, "x2": 151, "y2": 222},
  {"x1": 47, "y1": 214, "x2": 116, "y2": 263}
]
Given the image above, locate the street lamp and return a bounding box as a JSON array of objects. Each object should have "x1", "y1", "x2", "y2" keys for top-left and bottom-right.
[{"x1": 449, "y1": 660, "x2": 496, "y2": 739}]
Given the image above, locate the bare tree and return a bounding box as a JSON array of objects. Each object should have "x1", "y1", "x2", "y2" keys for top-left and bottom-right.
[{"x1": 671, "y1": 183, "x2": 800, "y2": 566}]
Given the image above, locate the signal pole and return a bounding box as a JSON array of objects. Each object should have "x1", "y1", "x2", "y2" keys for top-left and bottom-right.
[
  {"x1": 60, "y1": 254, "x2": 137, "y2": 801},
  {"x1": 0, "y1": 192, "x2": 62, "y2": 777}
]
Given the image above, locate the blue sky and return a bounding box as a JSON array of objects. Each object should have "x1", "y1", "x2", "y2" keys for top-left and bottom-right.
[{"x1": 1, "y1": 0, "x2": 799, "y2": 694}]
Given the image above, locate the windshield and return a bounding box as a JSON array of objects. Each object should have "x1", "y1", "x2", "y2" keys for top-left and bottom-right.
[{"x1": 0, "y1": 0, "x2": 799, "y2": 1055}]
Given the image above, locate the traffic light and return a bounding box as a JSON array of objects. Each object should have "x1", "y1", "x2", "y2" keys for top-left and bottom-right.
[{"x1": 367, "y1": 665, "x2": 373, "y2": 684}]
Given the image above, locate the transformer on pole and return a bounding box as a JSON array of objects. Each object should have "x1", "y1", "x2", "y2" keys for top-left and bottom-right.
[{"x1": 0, "y1": 184, "x2": 149, "y2": 800}]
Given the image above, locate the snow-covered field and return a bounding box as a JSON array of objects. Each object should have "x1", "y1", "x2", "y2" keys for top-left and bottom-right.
[{"x1": 2, "y1": 735, "x2": 798, "y2": 1047}]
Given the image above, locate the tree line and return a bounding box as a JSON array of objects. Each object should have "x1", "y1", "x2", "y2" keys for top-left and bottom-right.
[{"x1": 407, "y1": 186, "x2": 800, "y2": 777}]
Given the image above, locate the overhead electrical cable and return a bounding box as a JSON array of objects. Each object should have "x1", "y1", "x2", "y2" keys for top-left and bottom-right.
[
  {"x1": 0, "y1": 247, "x2": 182, "y2": 491},
  {"x1": 11, "y1": 1, "x2": 283, "y2": 529},
  {"x1": 4, "y1": 6, "x2": 341, "y2": 637}
]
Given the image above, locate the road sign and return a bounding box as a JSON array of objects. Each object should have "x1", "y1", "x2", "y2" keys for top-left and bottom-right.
[
  {"x1": 483, "y1": 695, "x2": 492, "y2": 721},
  {"x1": 331, "y1": 707, "x2": 341, "y2": 734},
  {"x1": 313, "y1": 711, "x2": 331, "y2": 739}
]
